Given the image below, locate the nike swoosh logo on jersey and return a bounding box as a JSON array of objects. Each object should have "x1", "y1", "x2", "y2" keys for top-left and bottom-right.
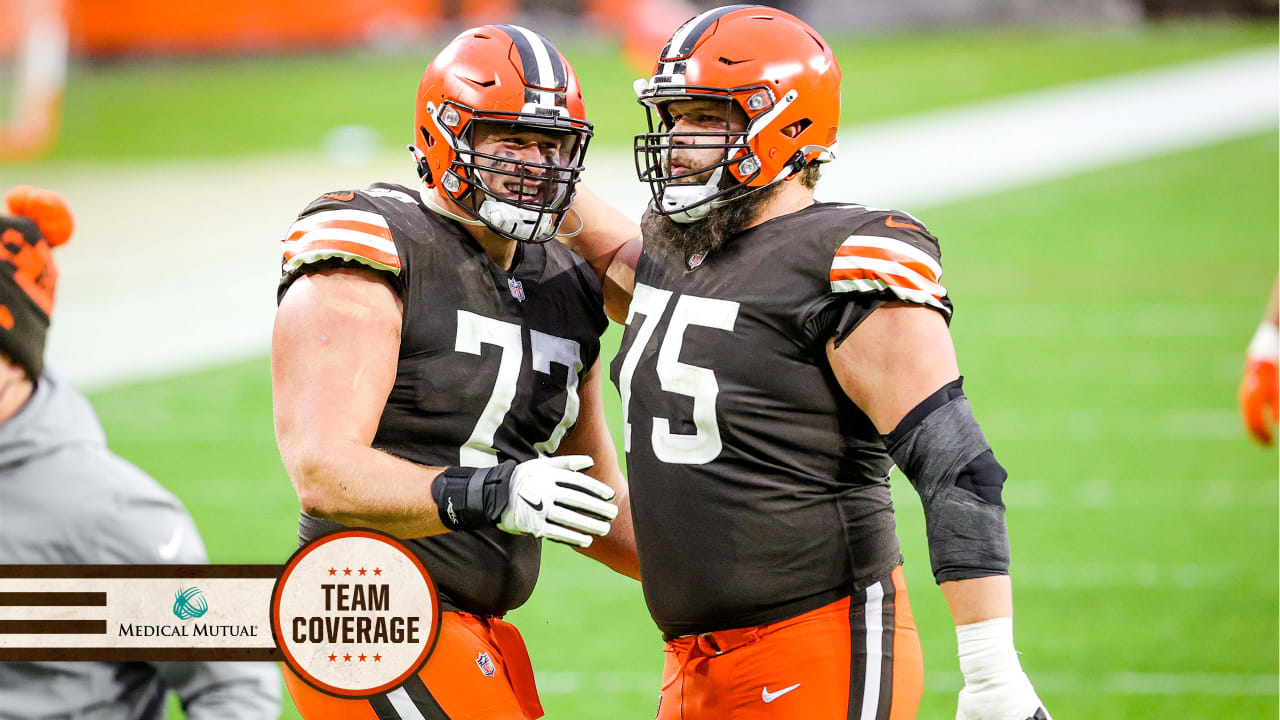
[
  {"x1": 157, "y1": 524, "x2": 184, "y2": 561},
  {"x1": 884, "y1": 215, "x2": 922, "y2": 231},
  {"x1": 520, "y1": 494, "x2": 544, "y2": 511},
  {"x1": 324, "y1": 191, "x2": 355, "y2": 201},
  {"x1": 761, "y1": 683, "x2": 800, "y2": 703}
]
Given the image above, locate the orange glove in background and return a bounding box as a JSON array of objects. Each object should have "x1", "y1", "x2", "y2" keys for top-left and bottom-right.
[{"x1": 1240, "y1": 322, "x2": 1279, "y2": 446}]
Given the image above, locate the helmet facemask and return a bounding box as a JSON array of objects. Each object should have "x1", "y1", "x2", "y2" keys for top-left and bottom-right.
[
  {"x1": 634, "y1": 84, "x2": 776, "y2": 224},
  {"x1": 423, "y1": 101, "x2": 592, "y2": 243}
]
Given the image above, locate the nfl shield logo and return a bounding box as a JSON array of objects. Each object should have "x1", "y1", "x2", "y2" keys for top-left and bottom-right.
[
  {"x1": 476, "y1": 651, "x2": 496, "y2": 677},
  {"x1": 508, "y1": 277, "x2": 526, "y2": 302},
  {"x1": 687, "y1": 252, "x2": 706, "y2": 270}
]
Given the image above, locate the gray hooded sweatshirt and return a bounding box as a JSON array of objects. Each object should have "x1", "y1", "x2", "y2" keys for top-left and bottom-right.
[{"x1": 0, "y1": 371, "x2": 281, "y2": 719}]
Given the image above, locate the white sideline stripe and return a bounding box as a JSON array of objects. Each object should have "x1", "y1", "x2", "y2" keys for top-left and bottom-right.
[
  {"x1": 531, "y1": 670, "x2": 1278, "y2": 696},
  {"x1": 288, "y1": 208, "x2": 389, "y2": 232},
  {"x1": 20, "y1": 48, "x2": 1276, "y2": 389},
  {"x1": 838, "y1": 234, "x2": 944, "y2": 279},
  {"x1": 993, "y1": 477, "x2": 1280, "y2": 510},
  {"x1": 975, "y1": 407, "x2": 1251, "y2": 442},
  {"x1": 961, "y1": 302, "x2": 1270, "y2": 340},
  {"x1": 815, "y1": 48, "x2": 1278, "y2": 209},
  {"x1": 830, "y1": 255, "x2": 947, "y2": 296},
  {"x1": 1011, "y1": 562, "x2": 1260, "y2": 590},
  {"x1": 283, "y1": 227, "x2": 399, "y2": 256},
  {"x1": 860, "y1": 582, "x2": 884, "y2": 720},
  {"x1": 923, "y1": 671, "x2": 1280, "y2": 696},
  {"x1": 385, "y1": 687, "x2": 427, "y2": 719}
]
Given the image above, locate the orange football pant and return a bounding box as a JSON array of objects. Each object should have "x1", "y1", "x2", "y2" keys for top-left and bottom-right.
[
  {"x1": 283, "y1": 611, "x2": 543, "y2": 720},
  {"x1": 657, "y1": 566, "x2": 923, "y2": 720}
]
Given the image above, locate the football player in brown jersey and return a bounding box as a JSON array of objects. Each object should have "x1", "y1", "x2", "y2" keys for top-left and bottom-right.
[
  {"x1": 564, "y1": 6, "x2": 1052, "y2": 719},
  {"x1": 273, "y1": 25, "x2": 638, "y2": 720}
]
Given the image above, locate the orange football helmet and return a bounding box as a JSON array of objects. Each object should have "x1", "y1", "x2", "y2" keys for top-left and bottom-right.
[
  {"x1": 633, "y1": 5, "x2": 840, "y2": 223},
  {"x1": 412, "y1": 25, "x2": 592, "y2": 242}
]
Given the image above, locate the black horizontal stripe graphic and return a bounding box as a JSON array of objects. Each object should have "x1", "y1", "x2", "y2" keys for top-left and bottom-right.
[
  {"x1": 0, "y1": 592, "x2": 106, "y2": 606},
  {"x1": 0, "y1": 647, "x2": 280, "y2": 661},
  {"x1": 0, "y1": 565, "x2": 283, "y2": 578},
  {"x1": 0, "y1": 620, "x2": 106, "y2": 634}
]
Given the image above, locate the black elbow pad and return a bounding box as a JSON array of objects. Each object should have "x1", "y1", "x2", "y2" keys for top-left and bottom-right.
[{"x1": 883, "y1": 378, "x2": 1011, "y2": 582}]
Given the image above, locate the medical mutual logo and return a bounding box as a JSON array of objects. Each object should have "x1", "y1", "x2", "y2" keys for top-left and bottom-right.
[
  {"x1": 118, "y1": 584, "x2": 256, "y2": 638},
  {"x1": 173, "y1": 587, "x2": 209, "y2": 620}
]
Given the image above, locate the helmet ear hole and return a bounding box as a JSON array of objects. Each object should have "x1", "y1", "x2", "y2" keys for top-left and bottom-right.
[
  {"x1": 414, "y1": 129, "x2": 434, "y2": 184},
  {"x1": 781, "y1": 118, "x2": 811, "y2": 139}
]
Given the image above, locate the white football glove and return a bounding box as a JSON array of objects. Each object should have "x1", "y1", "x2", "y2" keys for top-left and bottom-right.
[
  {"x1": 956, "y1": 618, "x2": 1051, "y2": 720},
  {"x1": 497, "y1": 455, "x2": 618, "y2": 548}
]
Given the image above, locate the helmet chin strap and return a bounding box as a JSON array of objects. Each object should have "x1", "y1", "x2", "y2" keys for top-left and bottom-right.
[
  {"x1": 419, "y1": 178, "x2": 555, "y2": 242},
  {"x1": 660, "y1": 166, "x2": 724, "y2": 224},
  {"x1": 419, "y1": 181, "x2": 485, "y2": 227},
  {"x1": 476, "y1": 197, "x2": 556, "y2": 242},
  {"x1": 659, "y1": 151, "x2": 809, "y2": 224},
  {"x1": 413, "y1": 141, "x2": 558, "y2": 242}
]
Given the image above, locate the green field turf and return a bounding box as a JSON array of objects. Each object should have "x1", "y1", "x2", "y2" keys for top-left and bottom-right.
[
  {"x1": 7, "y1": 21, "x2": 1271, "y2": 164},
  {"x1": 87, "y1": 127, "x2": 1278, "y2": 718}
]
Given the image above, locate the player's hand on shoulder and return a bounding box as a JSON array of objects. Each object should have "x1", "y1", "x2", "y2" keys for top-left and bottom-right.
[
  {"x1": 499, "y1": 455, "x2": 618, "y2": 548},
  {"x1": 955, "y1": 618, "x2": 1051, "y2": 720}
]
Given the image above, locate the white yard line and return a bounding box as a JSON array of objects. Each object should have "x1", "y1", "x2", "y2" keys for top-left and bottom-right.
[
  {"x1": 1, "y1": 48, "x2": 1273, "y2": 389},
  {"x1": 925, "y1": 671, "x2": 1280, "y2": 696},
  {"x1": 1003, "y1": 562, "x2": 1262, "y2": 590},
  {"x1": 532, "y1": 669, "x2": 1279, "y2": 696},
  {"x1": 901, "y1": 475, "x2": 1280, "y2": 510},
  {"x1": 974, "y1": 407, "x2": 1251, "y2": 441}
]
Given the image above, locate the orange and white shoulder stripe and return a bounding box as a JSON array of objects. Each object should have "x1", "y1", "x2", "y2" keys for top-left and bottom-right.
[
  {"x1": 282, "y1": 209, "x2": 401, "y2": 274},
  {"x1": 829, "y1": 235, "x2": 949, "y2": 314}
]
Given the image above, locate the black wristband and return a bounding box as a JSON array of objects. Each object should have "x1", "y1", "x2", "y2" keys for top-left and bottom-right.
[{"x1": 431, "y1": 460, "x2": 517, "y2": 530}]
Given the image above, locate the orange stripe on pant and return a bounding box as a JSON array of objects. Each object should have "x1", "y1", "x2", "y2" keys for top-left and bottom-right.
[
  {"x1": 656, "y1": 566, "x2": 923, "y2": 720},
  {"x1": 283, "y1": 611, "x2": 544, "y2": 720}
]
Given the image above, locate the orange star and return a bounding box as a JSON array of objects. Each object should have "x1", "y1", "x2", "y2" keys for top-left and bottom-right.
[
  {"x1": 359, "y1": 567, "x2": 367, "y2": 576},
  {"x1": 343, "y1": 567, "x2": 351, "y2": 576},
  {"x1": 373, "y1": 568, "x2": 382, "y2": 576},
  {"x1": 359, "y1": 653, "x2": 367, "y2": 662},
  {"x1": 373, "y1": 653, "x2": 382, "y2": 662},
  {"x1": 328, "y1": 653, "x2": 337, "y2": 662},
  {"x1": 328, "y1": 567, "x2": 337, "y2": 576},
  {"x1": 343, "y1": 653, "x2": 352, "y2": 662}
]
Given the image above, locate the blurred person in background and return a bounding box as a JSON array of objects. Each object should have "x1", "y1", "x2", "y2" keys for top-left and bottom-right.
[
  {"x1": 566, "y1": 5, "x2": 1052, "y2": 719},
  {"x1": 272, "y1": 24, "x2": 638, "y2": 720},
  {"x1": 0, "y1": 186, "x2": 281, "y2": 718},
  {"x1": 1239, "y1": 276, "x2": 1278, "y2": 445}
]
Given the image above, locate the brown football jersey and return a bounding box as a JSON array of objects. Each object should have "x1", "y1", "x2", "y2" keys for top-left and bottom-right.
[
  {"x1": 279, "y1": 183, "x2": 607, "y2": 616},
  {"x1": 611, "y1": 201, "x2": 952, "y2": 637}
]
